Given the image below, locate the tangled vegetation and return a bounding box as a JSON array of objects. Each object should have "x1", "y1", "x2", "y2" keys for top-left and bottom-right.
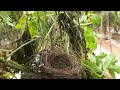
[{"x1": 0, "y1": 11, "x2": 120, "y2": 79}]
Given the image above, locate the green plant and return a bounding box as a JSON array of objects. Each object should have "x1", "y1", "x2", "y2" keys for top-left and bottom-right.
[
  {"x1": 82, "y1": 52, "x2": 120, "y2": 79},
  {"x1": 83, "y1": 26, "x2": 97, "y2": 53},
  {"x1": 0, "y1": 11, "x2": 14, "y2": 27},
  {"x1": 79, "y1": 11, "x2": 120, "y2": 79},
  {"x1": 1, "y1": 11, "x2": 119, "y2": 79},
  {"x1": 79, "y1": 12, "x2": 99, "y2": 53}
]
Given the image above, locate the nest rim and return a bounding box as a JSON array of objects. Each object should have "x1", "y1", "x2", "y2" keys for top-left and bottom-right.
[{"x1": 41, "y1": 50, "x2": 81, "y2": 78}]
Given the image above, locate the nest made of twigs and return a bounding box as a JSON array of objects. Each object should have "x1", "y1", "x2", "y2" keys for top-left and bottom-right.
[{"x1": 40, "y1": 49, "x2": 81, "y2": 79}]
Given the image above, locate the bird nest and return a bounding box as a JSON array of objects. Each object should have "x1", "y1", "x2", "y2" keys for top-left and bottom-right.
[{"x1": 41, "y1": 49, "x2": 82, "y2": 79}]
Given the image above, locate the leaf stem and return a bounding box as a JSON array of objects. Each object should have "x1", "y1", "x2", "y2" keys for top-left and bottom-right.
[{"x1": 82, "y1": 62, "x2": 104, "y2": 78}]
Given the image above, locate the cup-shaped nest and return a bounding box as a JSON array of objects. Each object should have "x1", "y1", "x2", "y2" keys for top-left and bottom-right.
[{"x1": 42, "y1": 50, "x2": 81, "y2": 79}]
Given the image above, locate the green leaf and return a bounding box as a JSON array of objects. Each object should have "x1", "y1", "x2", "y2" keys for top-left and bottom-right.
[
  {"x1": 103, "y1": 56, "x2": 112, "y2": 70},
  {"x1": 109, "y1": 54, "x2": 117, "y2": 65},
  {"x1": 95, "y1": 57, "x2": 103, "y2": 66},
  {"x1": 86, "y1": 36, "x2": 95, "y2": 43},
  {"x1": 91, "y1": 14, "x2": 100, "y2": 25},
  {"x1": 108, "y1": 65, "x2": 120, "y2": 74},
  {"x1": 84, "y1": 26, "x2": 93, "y2": 35},
  {"x1": 84, "y1": 25, "x2": 97, "y2": 52},
  {"x1": 19, "y1": 14, "x2": 26, "y2": 24},
  {"x1": 28, "y1": 21, "x2": 39, "y2": 37},
  {"x1": 109, "y1": 70, "x2": 115, "y2": 79},
  {"x1": 88, "y1": 43, "x2": 97, "y2": 50},
  {"x1": 98, "y1": 63, "x2": 103, "y2": 70},
  {"x1": 0, "y1": 11, "x2": 13, "y2": 26},
  {"x1": 96, "y1": 52, "x2": 107, "y2": 59},
  {"x1": 103, "y1": 54, "x2": 117, "y2": 70},
  {"x1": 15, "y1": 14, "x2": 27, "y2": 32},
  {"x1": 16, "y1": 24, "x2": 21, "y2": 29},
  {"x1": 83, "y1": 60, "x2": 103, "y2": 74},
  {"x1": 87, "y1": 53, "x2": 96, "y2": 63},
  {"x1": 39, "y1": 11, "x2": 44, "y2": 16},
  {"x1": 82, "y1": 60, "x2": 103, "y2": 78}
]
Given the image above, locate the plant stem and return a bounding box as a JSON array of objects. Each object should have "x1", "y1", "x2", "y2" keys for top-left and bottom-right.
[
  {"x1": 7, "y1": 36, "x2": 41, "y2": 59},
  {"x1": 0, "y1": 57, "x2": 34, "y2": 73},
  {"x1": 82, "y1": 62, "x2": 103, "y2": 78}
]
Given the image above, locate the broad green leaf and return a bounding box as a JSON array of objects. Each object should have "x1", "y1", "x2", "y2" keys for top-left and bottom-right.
[
  {"x1": 108, "y1": 54, "x2": 117, "y2": 65},
  {"x1": 88, "y1": 43, "x2": 97, "y2": 50},
  {"x1": 82, "y1": 60, "x2": 103, "y2": 78},
  {"x1": 96, "y1": 57, "x2": 103, "y2": 66},
  {"x1": 103, "y1": 56, "x2": 113, "y2": 70},
  {"x1": 85, "y1": 36, "x2": 95, "y2": 46},
  {"x1": 83, "y1": 60, "x2": 103, "y2": 74},
  {"x1": 84, "y1": 25, "x2": 97, "y2": 53},
  {"x1": 84, "y1": 26, "x2": 93, "y2": 36},
  {"x1": 19, "y1": 14, "x2": 26, "y2": 25},
  {"x1": 108, "y1": 65, "x2": 120, "y2": 74},
  {"x1": 15, "y1": 14, "x2": 27, "y2": 32},
  {"x1": 96, "y1": 52, "x2": 107, "y2": 59},
  {"x1": 16, "y1": 24, "x2": 21, "y2": 29},
  {"x1": 28, "y1": 21, "x2": 38, "y2": 37},
  {"x1": 103, "y1": 54, "x2": 117, "y2": 70}
]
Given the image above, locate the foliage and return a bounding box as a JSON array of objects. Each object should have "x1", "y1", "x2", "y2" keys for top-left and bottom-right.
[
  {"x1": 80, "y1": 11, "x2": 120, "y2": 79},
  {"x1": 80, "y1": 12, "x2": 99, "y2": 53},
  {"x1": 0, "y1": 11, "x2": 14, "y2": 27},
  {"x1": 82, "y1": 53, "x2": 120, "y2": 79},
  {"x1": 83, "y1": 26, "x2": 97, "y2": 53},
  {"x1": 0, "y1": 11, "x2": 120, "y2": 79},
  {"x1": 15, "y1": 11, "x2": 52, "y2": 38},
  {"x1": 15, "y1": 11, "x2": 57, "y2": 51}
]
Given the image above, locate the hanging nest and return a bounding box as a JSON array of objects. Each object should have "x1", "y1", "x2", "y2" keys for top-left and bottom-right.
[{"x1": 40, "y1": 49, "x2": 82, "y2": 79}]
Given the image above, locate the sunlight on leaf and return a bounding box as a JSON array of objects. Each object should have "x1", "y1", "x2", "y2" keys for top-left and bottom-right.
[{"x1": 88, "y1": 53, "x2": 96, "y2": 63}]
